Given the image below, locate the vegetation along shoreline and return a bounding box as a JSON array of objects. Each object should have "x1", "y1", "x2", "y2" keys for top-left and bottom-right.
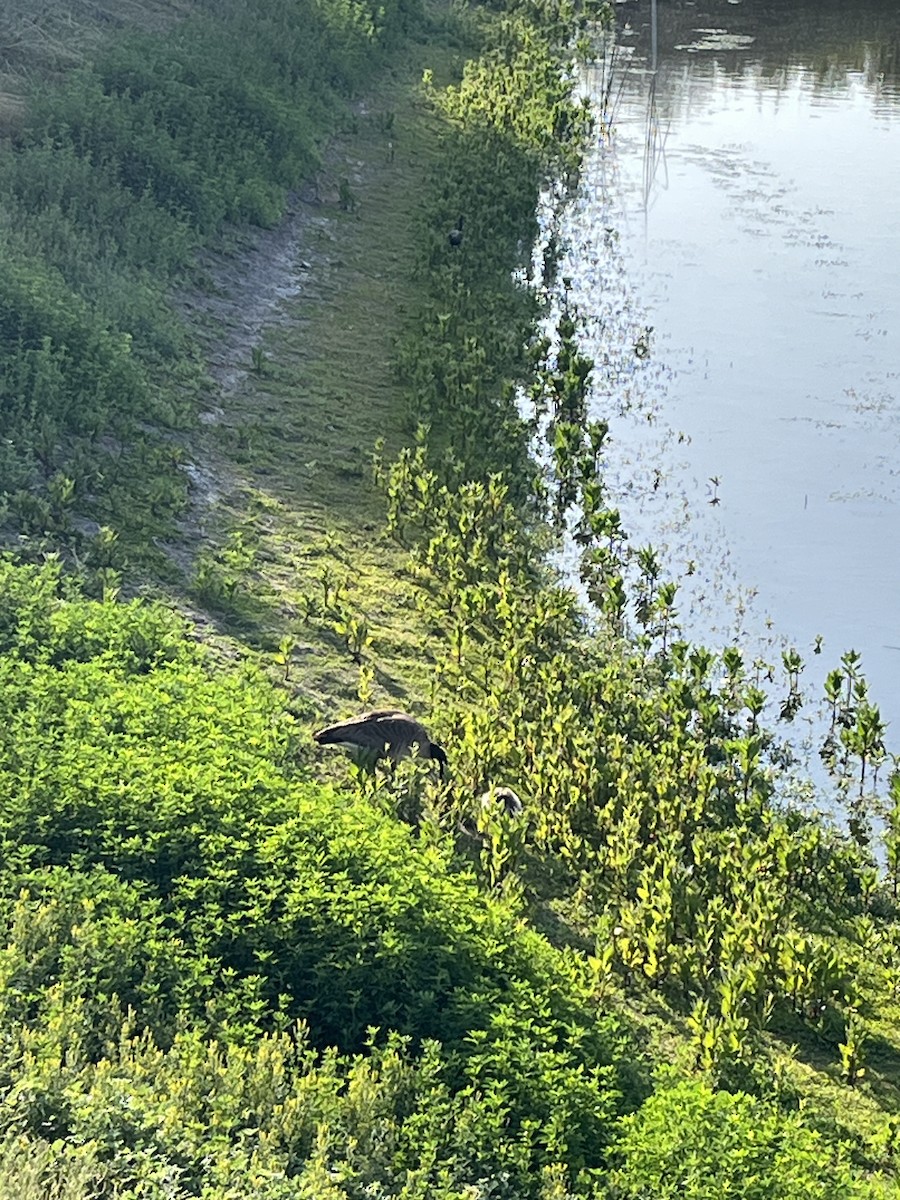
[{"x1": 0, "y1": 0, "x2": 899, "y2": 1196}]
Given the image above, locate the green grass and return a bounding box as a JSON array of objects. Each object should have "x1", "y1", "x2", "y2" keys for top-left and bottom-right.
[
  {"x1": 149, "y1": 20, "x2": 900, "y2": 1183},
  {"x1": 0, "y1": 0, "x2": 191, "y2": 79},
  {"x1": 4, "y1": 0, "x2": 900, "y2": 1194},
  {"x1": 162, "y1": 27, "x2": 476, "y2": 724}
]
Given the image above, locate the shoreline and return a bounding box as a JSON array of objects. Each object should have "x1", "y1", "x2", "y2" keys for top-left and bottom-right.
[{"x1": 1, "y1": 0, "x2": 899, "y2": 1192}]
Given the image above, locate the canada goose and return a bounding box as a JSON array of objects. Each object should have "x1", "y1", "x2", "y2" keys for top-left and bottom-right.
[
  {"x1": 313, "y1": 709, "x2": 448, "y2": 778},
  {"x1": 460, "y1": 786, "x2": 525, "y2": 837},
  {"x1": 448, "y1": 216, "x2": 464, "y2": 248},
  {"x1": 480, "y1": 786, "x2": 523, "y2": 818}
]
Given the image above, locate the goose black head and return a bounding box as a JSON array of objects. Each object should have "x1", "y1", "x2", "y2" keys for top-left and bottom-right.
[
  {"x1": 490, "y1": 786, "x2": 523, "y2": 818},
  {"x1": 460, "y1": 786, "x2": 524, "y2": 840},
  {"x1": 429, "y1": 742, "x2": 448, "y2": 779}
]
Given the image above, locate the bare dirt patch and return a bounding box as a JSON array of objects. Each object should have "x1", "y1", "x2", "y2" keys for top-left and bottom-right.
[
  {"x1": 163, "y1": 99, "x2": 414, "y2": 586},
  {"x1": 178, "y1": 194, "x2": 333, "y2": 406}
]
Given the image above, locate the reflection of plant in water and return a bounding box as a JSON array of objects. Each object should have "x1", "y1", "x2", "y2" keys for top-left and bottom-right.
[{"x1": 780, "y1": 648, "x2": 804, "y2": 721}]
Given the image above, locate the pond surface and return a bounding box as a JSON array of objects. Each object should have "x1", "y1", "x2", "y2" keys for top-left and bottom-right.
[{"x1": 565, "y1": 0, "x2": 900, "y2": 768}]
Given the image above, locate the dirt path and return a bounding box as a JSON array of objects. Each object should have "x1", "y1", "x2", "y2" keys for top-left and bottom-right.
[
  {"x1": 169, "y1": 89, "x2": 416, "y2": 560},
  {"x1": 163, "y1": 52, "x2": 453, "y2": 713},
  {"x1": 171, "y1": 192, "x2": 332, "y2": 522}
]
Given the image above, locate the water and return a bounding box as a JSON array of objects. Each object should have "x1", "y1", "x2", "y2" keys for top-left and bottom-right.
[{"x1": 562, "y1": 0, "x2": 900, "y2": 769}]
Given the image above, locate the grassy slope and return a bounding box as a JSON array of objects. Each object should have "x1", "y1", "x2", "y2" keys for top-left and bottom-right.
[
  {"x1": 168, "y1": 26, "x2": 474, "y2": 726},
  {"x1": 3, "y1": 0, "x2": 900, "y2": 1193},
  {"x1": 160, "y1": 20, "x2": 900, "y2": 1184},
  {"x1": 0, "y1": 0, "x2": 191, "y2": 87},
  {"x1": 1, "y1": 0, "x2": 452, "y2": 722}
]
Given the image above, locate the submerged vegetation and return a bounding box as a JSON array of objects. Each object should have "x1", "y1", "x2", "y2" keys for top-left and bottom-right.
[{"x1": 1, "y1": 0, "x2": 899, "y2": 1196}]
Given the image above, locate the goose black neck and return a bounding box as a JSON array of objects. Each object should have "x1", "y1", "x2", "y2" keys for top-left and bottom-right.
[{"x1": 430, "y1": 742, "x2": 448, "y2": 780}]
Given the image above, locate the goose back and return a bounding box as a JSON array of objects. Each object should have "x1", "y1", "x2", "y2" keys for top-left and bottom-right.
[{"x1": 314, "y1": 709, "x2": 447, "y2": 776}]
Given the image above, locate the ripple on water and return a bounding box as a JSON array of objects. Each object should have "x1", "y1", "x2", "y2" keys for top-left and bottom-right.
[{"x1": 556, "y1": 0, "x2": 900, "y2": 801}]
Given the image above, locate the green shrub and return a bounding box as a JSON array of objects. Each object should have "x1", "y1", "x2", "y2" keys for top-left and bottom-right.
[
  {"x1": 609, "y1": 1077, "x2": 863, "y2": 1200},
  {"x1": 0, "y1": 0, "x2": 425, "y2": 545},
  {"x1": 0, "y1": 561, "x2": 631, "y2": 1195},
  {"x1": 0, "y1": 1133, "x2": 100, "y2": 1200}
]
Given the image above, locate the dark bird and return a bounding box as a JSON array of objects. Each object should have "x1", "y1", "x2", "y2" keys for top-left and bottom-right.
[
  {"x1": 313, "y1": 709, "x2": 448, "y2": 778},
  {"x1": 448, "y1": 216, "x2": 464, "y2": 248}
]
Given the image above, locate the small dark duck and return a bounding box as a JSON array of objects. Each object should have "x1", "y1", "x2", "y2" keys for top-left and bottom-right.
[{"x1": 448, "y1": 215, "x2": 464, "y2": 248}]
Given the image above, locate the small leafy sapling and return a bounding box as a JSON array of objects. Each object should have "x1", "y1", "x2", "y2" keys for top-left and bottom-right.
[
  {"x1": 274, "y1": 636, "x2": 295, "y2": 681},
  {"x1": 838, "y1": 1007, "x2": 868, "y2": 1086}
]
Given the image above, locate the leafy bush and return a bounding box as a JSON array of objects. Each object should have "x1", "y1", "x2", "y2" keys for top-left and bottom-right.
[
  {"x1": 0, "y1": 0, "x2": 425, "y2": 548},
  {"x1": 0, "y1": 1133, "x2": 100, "y2": 1200},
  {"x1": 0, "y1": 560, "x2": 630, "y2": 1196},
  {"x1": 608, "y1": 1077, "x2": 863, "y2": 1200}
]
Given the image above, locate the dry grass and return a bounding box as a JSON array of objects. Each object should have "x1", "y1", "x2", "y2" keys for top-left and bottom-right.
[{"x1": 0, "y1": 0, "x2": 193, "y2": 79}]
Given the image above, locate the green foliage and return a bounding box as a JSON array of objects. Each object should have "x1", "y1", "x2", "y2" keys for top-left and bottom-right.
[
  {"x1": 609, "y1": 1077, "x2": 863, "y2": 1200},
  {"x1": 0, "y1": 558, "x2": 632, "y2": 1196},
  {"x1": 391, "y1": 11, "x2": 595, "y2": 497},
  {"x1": 374, "y1": 4, "x2": 900, "y2": 1166},
  {"x1": 0, "y1": 0, "x2": 897, "y2": 1195},
  {"x1": 0, "y1": 1019, "x2": 611, "y2": 1200},
  {"x1": 0, "y1": 1133, "x2": 100, "y2": 1200},
  {"x1": 0, "y1": 0, "x2": 424, "y2": 552}
]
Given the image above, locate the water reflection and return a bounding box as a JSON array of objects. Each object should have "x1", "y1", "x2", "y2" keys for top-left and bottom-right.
[
  {"x1": 617, "y1": 0, "x2": 900, "y2": 85},
  {"x1": 566, "y1": 0, "x2": 900, "y2": 775}
]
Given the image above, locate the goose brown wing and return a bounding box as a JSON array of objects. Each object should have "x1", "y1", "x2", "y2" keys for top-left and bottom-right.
[
  {"x1": 358, "y1": 712, "x2": 427, "y2": 752},
  {"x1": 313, "y1": 710, "x2": 421, "y2": 749}
]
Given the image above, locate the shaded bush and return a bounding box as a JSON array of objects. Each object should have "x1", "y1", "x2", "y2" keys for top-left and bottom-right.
[{"x1": 0, "y1": 560, "x2": 630, "y2": 1196}]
